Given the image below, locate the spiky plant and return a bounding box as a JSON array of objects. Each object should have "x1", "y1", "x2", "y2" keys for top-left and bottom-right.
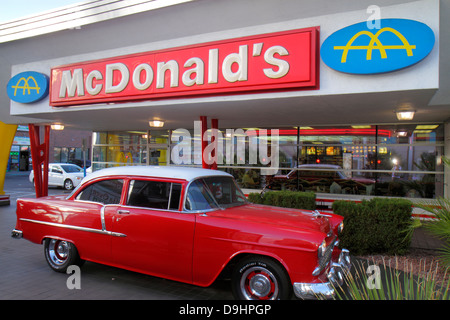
[{"x1": 334, "y1": 258, "x2": 449, "y2": 300}]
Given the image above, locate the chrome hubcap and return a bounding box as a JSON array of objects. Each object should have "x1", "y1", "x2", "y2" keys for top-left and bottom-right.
[
  {"x1": 48, "y1": 239, "x2": 69, "y2": 265},
  {"x1": 241, "y1": 266, "x2": 278, "y2": 300}
]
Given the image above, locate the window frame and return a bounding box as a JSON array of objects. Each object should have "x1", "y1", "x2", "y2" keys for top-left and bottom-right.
[
  {"x1": 183, "y1": 176, "x2": 248, "y2": 212},
  {"x1": 72, "y1": 177, "x2": 125, "y2": 205},
  {"x1": 125, "y1": 178, "x2": 183, "y2": 211}
]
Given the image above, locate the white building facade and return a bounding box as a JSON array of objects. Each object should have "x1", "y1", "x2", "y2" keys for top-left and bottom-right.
[{"x1": 1, "y1": 0, "x2": 449, "y2": 201}]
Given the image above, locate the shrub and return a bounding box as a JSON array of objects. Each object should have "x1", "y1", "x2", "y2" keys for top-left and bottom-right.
[
  {"x1": 333, "y1": 198, "x2": 413, "y2": 255},
  {"x1": 248, "y1": 190, "x2": 316, "y2": 210}
]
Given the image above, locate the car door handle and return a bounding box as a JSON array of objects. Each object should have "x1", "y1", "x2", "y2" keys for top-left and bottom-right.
[{"x1": 117, "y1": 210, "x2": 130, "y2": 215}]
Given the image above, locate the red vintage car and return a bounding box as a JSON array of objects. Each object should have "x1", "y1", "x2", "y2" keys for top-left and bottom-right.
[{"x1": 12, "y1": 166, "x2": 350, "y2": 300}]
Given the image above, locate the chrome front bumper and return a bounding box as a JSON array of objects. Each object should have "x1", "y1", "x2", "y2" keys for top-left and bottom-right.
[{"x1": 293, "y1": 249, "x2": 351, "y2": 300}]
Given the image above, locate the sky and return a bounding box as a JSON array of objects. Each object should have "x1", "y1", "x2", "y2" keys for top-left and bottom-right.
[{"x1": 0, "y1": 0, "x2": 83, "y2": 23}]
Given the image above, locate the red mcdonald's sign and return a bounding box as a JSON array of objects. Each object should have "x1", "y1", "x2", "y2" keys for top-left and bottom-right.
[{"x1": 50, "y1": 27, "x2": 319, "y2": 107}]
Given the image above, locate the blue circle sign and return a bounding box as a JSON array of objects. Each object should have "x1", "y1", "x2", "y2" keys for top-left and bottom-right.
[
  {"x1": 7, "y1": 71, "x2": 49, "y2": 103},
  {"x1": 320, "y1": 19, "x2": 435, "y2": 74}
]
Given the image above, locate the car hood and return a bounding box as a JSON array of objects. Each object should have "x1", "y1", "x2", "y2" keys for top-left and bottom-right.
[{"x1": 209, "y1": 204, "x2": 331, "y2": 235}]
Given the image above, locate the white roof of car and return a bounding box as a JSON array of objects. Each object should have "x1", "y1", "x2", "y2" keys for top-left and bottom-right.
[{"x1": 83, "y1": 166, "x2": 232, "y2": 183}]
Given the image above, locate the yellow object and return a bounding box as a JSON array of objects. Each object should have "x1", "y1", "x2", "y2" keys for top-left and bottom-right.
[
  {"x1": 334, "y1": 27, "x2": 416, "y2": 63},
  {"x1": 0, "y1": 122, "x2": 18, "y2": 195}
]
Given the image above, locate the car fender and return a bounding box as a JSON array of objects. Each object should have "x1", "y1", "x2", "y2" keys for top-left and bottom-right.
[{"x1": 192, "y1": 215, "x2": 321, "y2": 286}]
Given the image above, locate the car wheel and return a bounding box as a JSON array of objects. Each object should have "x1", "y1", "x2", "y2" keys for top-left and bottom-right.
[
  {"x1": 64, "y1": 179, "x2": 74, "y2": 190},
  {"x1": 44, "y1": 238, "x2": 84, "y2": 273},
  {"x1": 232, "y1": 256, "x2": 292, "y2": 300}
]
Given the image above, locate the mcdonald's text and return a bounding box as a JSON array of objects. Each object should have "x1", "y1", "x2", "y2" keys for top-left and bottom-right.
[{"x1": 50, "y1": 28, "x2": 319, "y2": 106}]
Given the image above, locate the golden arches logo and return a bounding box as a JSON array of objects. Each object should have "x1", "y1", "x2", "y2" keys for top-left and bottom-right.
[
  {"x1": 115, "y1": 151, "x2": 134, "y2": 166},
  {"x1": 333, "y1": 27, "x2": 416, "y2": 63},
  {"x1": 11, "y1": 76, "x2": 41, "y2": 96}
]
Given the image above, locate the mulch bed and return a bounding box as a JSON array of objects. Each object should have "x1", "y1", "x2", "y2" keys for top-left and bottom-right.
[{"x1": 357, "y1": 248, "x2": 449, "y2": 289}]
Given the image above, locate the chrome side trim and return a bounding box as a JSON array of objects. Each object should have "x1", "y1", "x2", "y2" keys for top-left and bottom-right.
[
  {"x1": 100, "y1": 206, "x2": 107, "y2": 231},
  {"x1": 19, "y1": 218, "x2": 126, "y2": 237}
]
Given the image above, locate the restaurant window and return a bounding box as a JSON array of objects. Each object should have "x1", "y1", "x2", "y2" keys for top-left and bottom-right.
[
  {"x1": 53, "y1": 146, "x2": 89, "y2": 166},
  {"x1": 168, "y1": 124, "x2": 443, "y2": 199},
  {"x1": 93, "y1": 124, "x2": 444, "y2": 199},
  {"x1": 374, "y1": 124, "x2": 444, "y2": 198},
  {"x1": 91, "y1": 130, "x2": 170, "y2": 171}
]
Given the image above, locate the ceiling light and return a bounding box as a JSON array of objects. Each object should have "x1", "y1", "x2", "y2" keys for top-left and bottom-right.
[
  {"x1": 396, "y1": 110, "x2": 415, "y2": 121},
  {"x1": 149, "y1": 120, "x2": 164, "y2": 127},
  {"x1": 415, "y1": 125, "x2": 439, "y2": 130},
  {"x1": 51, "y1": 124, "x2": 64, "y2": 130}
]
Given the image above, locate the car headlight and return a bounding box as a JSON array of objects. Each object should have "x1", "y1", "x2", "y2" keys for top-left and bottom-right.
[
  {"x1": 313, "y1": 239, "x2": 329, "y2": 276},
  {"x1": 318, "y1": 239, "x2": 327, "y2": 258}
]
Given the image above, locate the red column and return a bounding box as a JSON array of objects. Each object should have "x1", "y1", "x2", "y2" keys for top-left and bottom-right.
[
  {"x1": 200, "y1": 116, "x2": 208, "y2": 169},
  {"x1": 28, "y1": 124, "x2": 50, "y2": 197},
  {"x1": 211, "y1": 119, "x2": 218, "y2": 170}
]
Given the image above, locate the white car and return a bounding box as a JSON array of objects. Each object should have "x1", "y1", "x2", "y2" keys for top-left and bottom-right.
[{"x1": 29, "y1": 163, "x2": 86, "y2": 190}]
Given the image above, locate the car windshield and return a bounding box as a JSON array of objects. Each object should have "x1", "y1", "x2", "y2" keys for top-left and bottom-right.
[
  {"x1": 61, "y1": 165, "x2": 82, "y2": 173},
  {"x1": 185, "y1": 176, "x2": 247, "y2": 211}
]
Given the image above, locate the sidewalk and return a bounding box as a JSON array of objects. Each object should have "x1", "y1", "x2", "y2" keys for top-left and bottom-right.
[{"x1": 5, "y1": 170, "x2": 31, "y2": 177}]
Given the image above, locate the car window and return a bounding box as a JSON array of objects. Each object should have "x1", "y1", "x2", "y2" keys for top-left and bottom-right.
[
  {"x1": 51, "y1": 167, "x2": 63, "y2": 174},
  {"x1": 202, "y1": 176, "x2": 247, "y2": 208},
  {"x1": 127, "y1": 180, "x2": 182, "y2": 210},
  {"x1": 185, "y1": 177, "x2": 246, "y2": 211},
  {"x1": 75, "y1": 179, "x2": 123, "y2": 204},
  {"x1": 185, "y1": 180, "x2": 218, "y2": 211},
  {"x1": 61, "y1": 165, "x2": 82, "y2": 173}
]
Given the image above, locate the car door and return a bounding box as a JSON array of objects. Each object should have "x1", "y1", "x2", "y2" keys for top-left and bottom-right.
[
  {"x1": 49, "y1": 165, "x2": 64, "y2": 187},
  {"x1": 72, "y1": 178, "x2": 125, "y2": 264},
  {"x1": 48, "y1": 165, "x2": 56, "y2": 186},
  {"x1": 110, "y1": 178, "x2": 195, "y2": 284}
]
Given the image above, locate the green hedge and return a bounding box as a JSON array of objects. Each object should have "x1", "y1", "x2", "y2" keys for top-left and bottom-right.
[
  {"x1": 248, "y1": 190, "x2": 316, "y2": 210},
  {"x1": 332, "y1": 198, "x2": 413, "y2": 255}
]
